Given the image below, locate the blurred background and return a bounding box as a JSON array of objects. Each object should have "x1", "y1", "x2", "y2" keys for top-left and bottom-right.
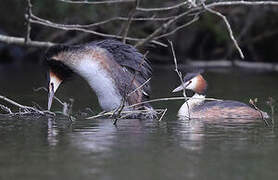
[{"x1": 1, "y1": 0, "x2": 278, "y2": 65}]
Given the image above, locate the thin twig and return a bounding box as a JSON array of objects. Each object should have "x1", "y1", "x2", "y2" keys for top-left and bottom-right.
[
  {"x1": 25, "y1": 0, "x2": 32, "y2": 43},
  {"x1": 87, "y1": 108, "x2": 165, "y2": 119},
  {"x1": 0, "y1": 104, "x2": 12, "y2": 114},
  {"x1": 127, "y1": 78, "x2": 151, "y2": 97},
  {"x1": 0, "y1": 95, "x2": 54, "y2": 116},
  {"x1": 31, "y1": 14, "x2": 172, "y2": 28},
  {"x1": 0, "y1": 34, "x2": 55, "y2": 48},
  {"x1": 29, "y1": 18, "x2": 166, "y2": 47},
  {"x1": 122, "y1": 0, "x2": 138, "y2": 43},
  {"x1": 169, "y1": 40, "x2": 186, "y2": 98},
  {"x1": 207, "y1": 1, "x2": 278, "y2": 8},
  {"x1": 134, "y1": 10, "x2": 193, "y2": 47},
  {"x1": 155, "y1": 15, "x2": 199, "y2": 39},
  {"x1": 33, "y1": 87, "x2": 65, "y2": 106},
  {"x1": 136, "y1": 1, "x2": 187, "y2": 12},
  {"x1": 58, "y1": 0, "x2": 135, "y2": 5},
  {"x1": 266, "y1": 97, "x2": 275, "y2": 126},
  {"x1": 126, "y1": 96, "x2": 222, "y2": 109},
  {"x1": 158, "y1": 108, "x2": 167, "y2": 121},
  {"x1": 203, "y1": 4, "x2": 244, "y2": 59},
  {"x1": 112, "y1": 51, "x2": 147, "y2": 124},
  {"x1": 249, "y1": 98, "x2": 269, "y2": 126},
  {"x1": 169, "y1": 40, "x2": 191, "y2": 119}
]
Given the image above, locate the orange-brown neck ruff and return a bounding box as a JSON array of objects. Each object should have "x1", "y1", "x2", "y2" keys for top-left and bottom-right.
[{"x1": 195, "y1": 75, "x2": 207, "y2": 94}]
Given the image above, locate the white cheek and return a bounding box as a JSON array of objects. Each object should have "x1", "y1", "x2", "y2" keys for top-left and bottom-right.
[
  {"x1": 50, "y1": 75, "x2": 62, "y2": 93},
  {"x1": 186, "y1": 77, "x2": 198, "y2": 90}
]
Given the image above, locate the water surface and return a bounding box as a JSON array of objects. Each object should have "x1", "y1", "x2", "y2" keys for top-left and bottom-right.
[{"x1": 0, "y1": 65, "x2": 277, "y2": 180}]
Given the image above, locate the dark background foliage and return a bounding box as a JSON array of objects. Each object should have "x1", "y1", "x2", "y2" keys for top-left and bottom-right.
[{"x1": 1, "y1": 0, "x2": 278, "y2": 64}]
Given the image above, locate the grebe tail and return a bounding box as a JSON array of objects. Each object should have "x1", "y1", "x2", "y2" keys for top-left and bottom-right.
[{"x1": 173, "y1": 73, "x2": 269, "y2": 120}]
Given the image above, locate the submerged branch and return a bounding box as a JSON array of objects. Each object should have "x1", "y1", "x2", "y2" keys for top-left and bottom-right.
[
  {"x1": 87, "y1": 108, "x2": 166, "y2": 120},
  {"x1": 0, "y1": 95, "x2": 54, "y2": 116},
  {"x1": 0, "y1": 104, "x2": 12, "y2": 114}
]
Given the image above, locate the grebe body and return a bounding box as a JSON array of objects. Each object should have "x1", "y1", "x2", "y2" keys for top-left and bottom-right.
[
  {"x1": 45, "y1": 39, "x2": 151, "y2": 112},
  {"x1": 173, "y1": 73, "x2": 269, "y2": 120}
]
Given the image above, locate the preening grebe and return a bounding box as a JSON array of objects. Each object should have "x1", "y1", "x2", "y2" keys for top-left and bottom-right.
[
  {"x1": 45, "y1": 39, "x2": 152, "y2": 112},
  {"x1": 173, "y1": 73, "x2": 269, "y2": 120}
]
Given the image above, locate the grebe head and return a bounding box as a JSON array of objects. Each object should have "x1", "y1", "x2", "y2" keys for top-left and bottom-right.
[
  {"x1": 172, "y1": 73, "x2": 207, "y2": 94},
  {"x1": 45, "y1": 45, "x2": 74, "y2": 110}
]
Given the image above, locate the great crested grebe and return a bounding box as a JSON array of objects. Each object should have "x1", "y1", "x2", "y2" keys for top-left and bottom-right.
[
  {"x1": 45, "y1": 39, "x2": 152, "y2": 112},
  {"x1": 172, "y1": 73, "x2": 269, "y2": 120}
]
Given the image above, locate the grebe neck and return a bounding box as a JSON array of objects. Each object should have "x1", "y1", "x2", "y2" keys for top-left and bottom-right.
[{"x1": 178, "y1": 93, "x2": 206, "y2": 118}]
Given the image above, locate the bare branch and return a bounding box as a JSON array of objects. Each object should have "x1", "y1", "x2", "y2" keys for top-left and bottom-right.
[
  {"x1": 33, "y1": 87, "x2": 65, "y2": 106},
  {"x1": 87, "y1": 108, "x2": 166, "y2": 120},
  {"x1": 134, "y1": 0, "x2": 278, "y2": 48},
  {"x1": 126, "y1": 96, "x2": 222, "y2": 109},
  {"x1": 158, "y1": 108, "x2": 167, "y2": 121},
  {"x1": 155, "y1": 15, "x2": 199, "y2": 40},
  {"x1": 207, "y1": 1, "x2": 278, "y2": 8},
  {"x1": 0, "y1": 95, "x2": 53, "y2": 115},
  {"x1": 1, "y1": 0, "x2": 277, "y2": 50},
  {"x1": 136, "y1": 1, "x2": 187, "y2": 12},
  {"x1": 25, "y1": 0, "x2": 32, "y2": 43},
  {"x1": 169, "y1": 40, "x2": 187, "y2": 98},
  {"x1": 127, "y1": 78, "x2": 151, "y2": 97},
  {"x1": 169, "y1": 40, "x2": 190, "y2": 118},
  {"x1": 58, "y1": 0, "x2": 135, "y2": 5},
  {"x1": 134, "y1": 9, "x2": 194, "y2": 47},
  {"x1": 204, "y1": 5, "x2": 245, "y2": 59},
  {"x1": 249, "y1": 98, "x2": 270, "y2": 126},
  {"x1": 33, "y1": 87, "x2": 74, "y2": 116},
  {"x1": 122, "y1": 0, "x2": 138, "y2": 43},
  {"x1": 0, "y1": 105, "x2": 12, "y2": 114},
  {"x1": 0, "y1": 34, "x2": 55, "y2": 48},
  {"x1": 29, "y1": 17, "x2": 167, "y2": 47},
  {"x1": 32, "y1": 14, "x2": 171, "y2": 28}
]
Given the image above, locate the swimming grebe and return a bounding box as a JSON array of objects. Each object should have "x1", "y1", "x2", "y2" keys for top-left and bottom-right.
[
  {"x1": 172, "y1": 73, "x2": 269, "y2": 120},
  {"x1": 45, "y1": 39, "x2": 152, "y2": 112}
]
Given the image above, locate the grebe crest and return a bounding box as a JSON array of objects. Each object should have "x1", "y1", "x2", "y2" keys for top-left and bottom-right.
[
  {"x1": 45, "y1": 39, "x2": 152, "y2": 114},
  {"x1": 173, "y1": 73, "x2": 207, "y2": 118},
  {"x1": 172, "y1": 72, "x2": 207, "y2": 95},
  {"x1": 173, "y1": 72, "x2": 269, "y2": 120}
]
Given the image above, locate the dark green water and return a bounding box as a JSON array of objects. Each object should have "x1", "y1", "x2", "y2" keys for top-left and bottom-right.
[{"x1": 0, "y1": 65, "x2": 278, "y2": 180}]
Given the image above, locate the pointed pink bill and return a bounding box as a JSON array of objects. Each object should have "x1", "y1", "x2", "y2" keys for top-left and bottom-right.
[
  {"x1": 172, "y1": 80, "x2": 192, "y2": 93},
  {"x1": 172, "y1": 84, "x2": 184, "y2": 93},
  {"x1": 47, "y1": 71, "x2": 62, "y2": 110},
  {"x1": 48, "y1": 82, "x2": 55, "y2": 110}
]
